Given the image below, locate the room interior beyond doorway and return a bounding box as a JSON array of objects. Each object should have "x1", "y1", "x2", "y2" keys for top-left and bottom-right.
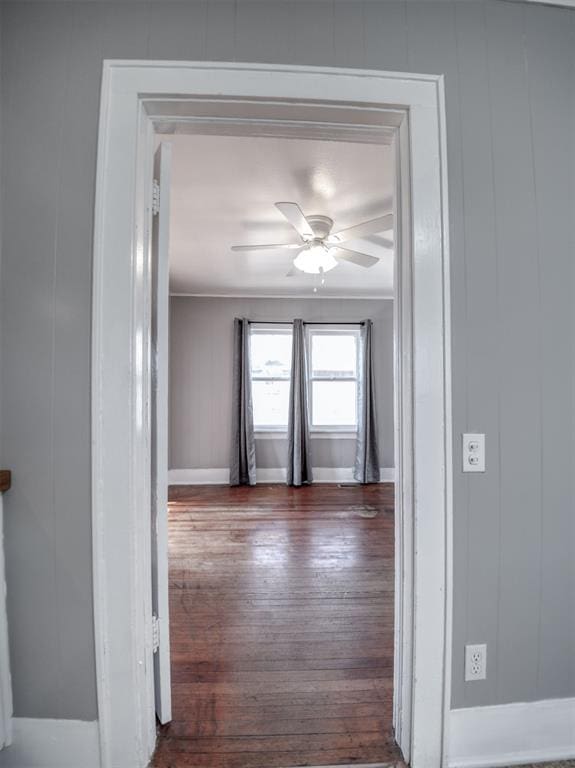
[
  {"x1": 165, "y1": 130, "x2": 396, "y2": 486},
  {"x1": 153, "y1": 123, "x2": 399, "y2": 767}
]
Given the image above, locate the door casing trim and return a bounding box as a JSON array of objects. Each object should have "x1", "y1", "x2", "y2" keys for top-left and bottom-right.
[{"x1": 92, "y1": 60, "x2": 453, "y2": 768}]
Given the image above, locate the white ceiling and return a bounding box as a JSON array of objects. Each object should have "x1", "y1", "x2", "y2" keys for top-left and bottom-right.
[{"x1": 166, "y1": 133, "x2": 395, "y2": 298}]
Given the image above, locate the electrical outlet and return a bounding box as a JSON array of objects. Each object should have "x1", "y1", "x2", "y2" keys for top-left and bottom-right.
[
  {"x1": 465, "y1": 643, "x2": 487, "y2": 681},
  {"x1": 462, "y1": 433, "x2": 485, "y2": 473}
]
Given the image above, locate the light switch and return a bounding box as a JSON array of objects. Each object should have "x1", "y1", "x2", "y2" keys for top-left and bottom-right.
[{"x1": 462, "y1": 433, "x2": 485, "y2": 473}]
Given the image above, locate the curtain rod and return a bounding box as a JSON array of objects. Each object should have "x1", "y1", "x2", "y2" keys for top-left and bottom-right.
[{"x1": 248, "y1": 320, "x2": 365, "y2": 326}]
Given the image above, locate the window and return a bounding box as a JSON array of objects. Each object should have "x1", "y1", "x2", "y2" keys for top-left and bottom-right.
[
  {"x1": 308, "y1": 329, "x2": 359, "y2": 430},
  {"x1": 250, "y1": 325, "x2": 360, "y2": 433},
  {"x1": 250, "y1": 329, "x2": 292, "y2": 429}
]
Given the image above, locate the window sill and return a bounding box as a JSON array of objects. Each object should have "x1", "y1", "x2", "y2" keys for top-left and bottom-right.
[
  {"x1": 254, "y1": 430, "x2": 358, "y2": 440},
  {"x1": 254, "y1": 430, "x2": 287, "y2": 440},
  {"x1": 311, "y1": 430, "x2": 358, "y2": 439}
]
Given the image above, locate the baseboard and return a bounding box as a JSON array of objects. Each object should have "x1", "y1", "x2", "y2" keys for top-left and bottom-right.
[
  {"x1": 169, "y1": 468, "x2": 230, "y2": 484},
  {"x1": 0, "y1": 718, "x2": 99, "y2": 768},
  {"x1": 313, "y1": 467, "x2": 395, "y2": 483},
  {"x1": 169, "y1": 467, "x2": 395, "y2": 485},
  {"x1": 448, "y1": 697, "x2": 575, "y2": 768}
]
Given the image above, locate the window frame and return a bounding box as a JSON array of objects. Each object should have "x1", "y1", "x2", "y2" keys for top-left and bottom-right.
[
  {"x1": 306, "y1": 325, "x2": 361, "y2": 434},
  {"x1": 249, "y1": 324, "x2": 293, "y2": 433}
]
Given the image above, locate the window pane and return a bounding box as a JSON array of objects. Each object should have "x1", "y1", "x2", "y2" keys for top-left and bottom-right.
[
  {"x1": 311, "y1": 333, "x2": 356, "y2": 378},
  {"x1": 252, "y1": 380, "x2": 290, "y2": 428},
  {"x1": 312, "y1": 381, "x2": 357, "y2": 427},
  {"x1": 251, "y1": 333, "x2": 292, "y2": 379}
]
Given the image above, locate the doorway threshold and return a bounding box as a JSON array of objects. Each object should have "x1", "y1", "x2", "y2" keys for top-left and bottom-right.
[{"x1": 285, "y1": 763, "x2": 407, "y2": 768}]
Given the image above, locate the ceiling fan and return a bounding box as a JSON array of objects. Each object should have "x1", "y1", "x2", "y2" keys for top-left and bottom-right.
[{"x1": 231, "y1": 202, "x2": 393, "y2": 276}]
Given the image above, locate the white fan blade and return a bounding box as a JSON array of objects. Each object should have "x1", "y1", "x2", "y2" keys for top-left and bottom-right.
[
  {"x1": 375, "y1": 236, "x2": 394, "y2": 250},
  {"x1": 231, "y1": 243, "x2": 302, "y2": 252},
  {"x1": 332, "y1": 247, "x2": 379, "y2": 268},
  {"x1": 330, "y1": 213, "x2": 393, "y2": 243},
  {"x1": 275, "y1": 202, "x2": 314, "y2": 239}
]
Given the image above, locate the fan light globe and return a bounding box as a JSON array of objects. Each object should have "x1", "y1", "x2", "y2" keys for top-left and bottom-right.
[{"x1": 294, "y1": 243, "x2": 338, "y2": 275}]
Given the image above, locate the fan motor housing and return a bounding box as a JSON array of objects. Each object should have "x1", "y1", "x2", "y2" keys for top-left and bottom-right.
[{"x1": 306, "y1": 215, "x2": 333, "y2": 240}]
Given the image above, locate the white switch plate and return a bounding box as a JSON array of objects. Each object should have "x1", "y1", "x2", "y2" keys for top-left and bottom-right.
[
  {"x1": 462, "y1": 433, "x2": 485, "y2": 472},
  {"x1": 465, "y1": 643, "x2": 487, "y2": 681}
]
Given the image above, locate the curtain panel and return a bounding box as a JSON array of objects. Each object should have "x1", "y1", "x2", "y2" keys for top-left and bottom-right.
[
  {"x1": 230, "y1": 318, "x2": 257, "y2": 486},
  {"x1": 354, "y1": 319, "x2": 381, "y2": 483},
  {"x1": 286, "y1": 319, "x2": 313, "y2": 486}
]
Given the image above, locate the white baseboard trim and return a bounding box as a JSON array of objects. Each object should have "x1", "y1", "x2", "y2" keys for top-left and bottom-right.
[
  {"x1": 169, "y1": 468, "x2": 230, "y2": 485},
  {"x1": 169, "y1": 467, "x2": 395, "y2": 485},
  {"x1": 448, "y1": 697, "x2": 575, "y2": 768},
  {"x1": 256, "y1": 467, "x2": 285, "y2": 483},
  {"x1": 0, "y1": 718, "x2": 99, "y2": 768}
]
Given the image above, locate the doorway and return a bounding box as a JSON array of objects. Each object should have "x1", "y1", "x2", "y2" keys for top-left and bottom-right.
[
  {"x1": 153, "y1": 122, "x2": 399, "y2": 761},
  {"x1": 91, "y1": 62, "x2": 452, "y2": 768}
]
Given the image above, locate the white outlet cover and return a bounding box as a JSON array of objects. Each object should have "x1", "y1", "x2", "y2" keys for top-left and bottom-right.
[
  {"x1": 462, "y1": 433, "x2": 486, "y2": 473},
  {"x1": 465, "y1": 643, "x2": 487, "y2": 681}
]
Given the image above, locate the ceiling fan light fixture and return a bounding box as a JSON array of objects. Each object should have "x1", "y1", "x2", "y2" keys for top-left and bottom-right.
[{"x1": 293, "y1": 243, "x2": 337, "y2": 275}]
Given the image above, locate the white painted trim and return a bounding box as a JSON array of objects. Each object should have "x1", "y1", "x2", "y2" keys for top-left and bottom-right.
[
  {"x1": 150, "y1": 142, "x2": 173, "y2": 723},
  {"x1": 168, "y1": 467, "x2": 395, "y2": 485},
  {"x1": 0, "y1": 719, "x2": 99, "y2": 768},
  {"x1": 255, "y1": 468, "x2": 286, "y2": 483},
  {"x1": 448, "y1": 698, "x2": 575, "y2": 768},
  {"x1": 170, "y1": 292, "x2": 394, "y2": 300},
  {"x1": 169, "y1": 468, "x2": 229, "y2": 485},
  {"x1": 253, "y1": 431, "x2": 286, "y2": 440},
  {"x1": 438, "y1": 73, "x2": 454, "y2": 768},
  {"x1": 255, "y1": 430, "x2": 358, "y2": 440},
  {"x1": 522, "y1": 0, "x2": 575, "y2": 7},
  {"x1": 310, "y1": 431, "x2": 359, "y2": 439},
  {"x1": 391, "y1": 105, "x2": 411, "y2": 757},
  {"x1": 0, "y1": 496, "x2": 12, "y2": 749},
  {"x1": 157, "y1": 114, "x2": 395, "y2": 145},
  {"x1": 92, "y1": 61, "x2": 452, "y2": 768},
  {"x1": 378, "y1": 467, "x2": 395, "y2": 483}
]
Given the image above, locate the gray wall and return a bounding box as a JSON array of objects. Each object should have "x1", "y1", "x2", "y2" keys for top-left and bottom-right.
[
  {"x1": 0, "y1": 0, "x2": 574, "y2": 721},
  {"x1": 169, "y1": 296, "x2": 394, "y2": 471}
]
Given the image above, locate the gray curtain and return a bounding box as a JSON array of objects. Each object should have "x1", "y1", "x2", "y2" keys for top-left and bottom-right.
[
  {"x1": 354, "y1": 319, "x2": 380, "y2": 483},
  {"x1": 286, "y1": 319, "x2": 313, "y2": 486},
  {"x1": 230, "y1": 318, "x2": 256, "y2": 486}
]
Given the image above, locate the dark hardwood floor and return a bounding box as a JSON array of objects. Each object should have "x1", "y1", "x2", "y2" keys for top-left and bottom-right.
[{"x1": 152, "y1": 483, "x2": 403, "y2": 768}]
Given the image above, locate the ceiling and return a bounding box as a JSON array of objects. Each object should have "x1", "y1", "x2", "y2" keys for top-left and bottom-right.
[{"x1": 166, "y1": 133, "x2": 395, "y2": 298}]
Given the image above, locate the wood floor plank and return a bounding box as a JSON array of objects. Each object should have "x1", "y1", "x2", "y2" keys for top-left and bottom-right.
[{"x1": 152, "y1": 483, "x2": 403, "y2": 768}]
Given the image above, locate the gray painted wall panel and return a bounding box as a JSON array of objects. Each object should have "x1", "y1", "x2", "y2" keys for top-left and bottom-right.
[
  {"x1": 364, "y1": 2, "x2": 408, "y2": 72},
  {"x1": 235, "y1": 2, "x2": 294, "y2": 64},
  {"x1": 205, "y1": 1, "x2": 235, "y2": 62},
  {"x1": 148, "y1": 3, "x2": 208, "y2": 60},
  {"x1": 523, "y1": 3, "x2": 575, "y2": 698},
  {"x1": 1, "y1": 3, "x2": 97, "y2": 719},
  {"x1": 333, "y1": 2, "x2": 365, "y2": 70},
  {"x1": 487, "y1": 1, "x2": 543, "y2": 705},
  {"x1": 169, "y1": 297, "x2": 394, "y2": 471},
  {"x1": 0, "y1": 0, "x2": 573, "y2": 720},
  {"x1": 50, "y1": 2, "x2": 100, "y2": 719},
  {"x1": 451, "y1": 1, "x2": 501, "y2": 708}
]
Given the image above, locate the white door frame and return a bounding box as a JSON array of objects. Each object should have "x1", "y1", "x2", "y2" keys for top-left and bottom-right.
[{"x1": 92, "y1": 61, "x2": 452, "y2": 768}]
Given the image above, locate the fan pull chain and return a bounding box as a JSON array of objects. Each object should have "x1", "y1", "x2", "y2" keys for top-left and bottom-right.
[{"x1": 312, "y1": 267, "x2": 326, "y2": 294}]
